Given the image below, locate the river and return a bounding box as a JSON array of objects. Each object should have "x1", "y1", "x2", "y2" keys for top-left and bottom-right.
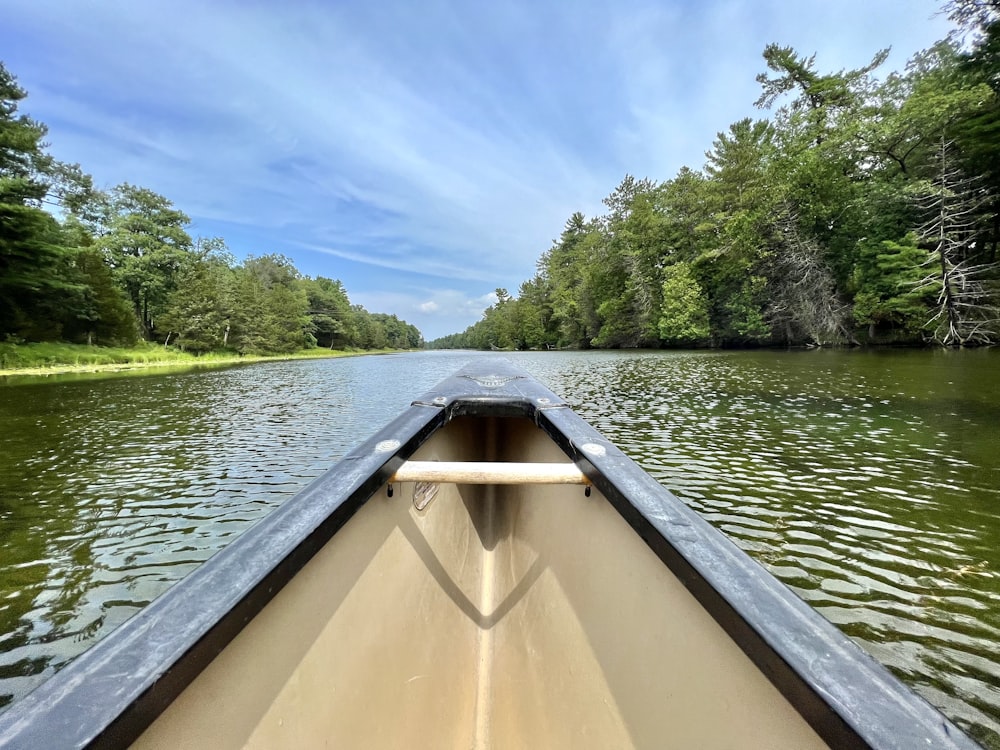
[{"x1": 1, "y1": 349, "x2": 998, "y2": 746}]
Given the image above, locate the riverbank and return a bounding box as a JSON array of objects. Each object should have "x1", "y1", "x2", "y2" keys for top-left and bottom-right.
[{"x1": 0, "y1": 342, "x2": 401, "y2": 378}]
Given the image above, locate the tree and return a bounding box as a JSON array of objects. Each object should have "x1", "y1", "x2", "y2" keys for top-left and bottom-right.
[
  {"x1": 230, "y1": 255, "x2": 312, "y2": 353},
  {"x1": 913, "y1": 140, "x2": 999, "y2": 345},
  {"x1": 596, "y1": 175, "x2": 663, "y2": 347},
  {"x1": 302, "y1": 277, "x2": 353, "y2": 349},
  {"x1": 722, "y1": 273, "x2": 771, "y2": 342},
  {"x1": 943, "y1": 0, "x2": 1000, "y2": 38},
  {"x1": 755, "y1": 44, "x2": 889, "y2": 146},
  {"x1": 766, "y1": 212, "x2": 853, "y2": 345},
  {"x1": 427, "y1": 29, "x2": 1000, "y2": 350},
  {"x1": 862, "y1": 43, "x2": 981, "y2": 181},
  {"x1": 59, "y1": 218, "x2": 137, "y2": 345},
  {"x1": 514, "y1": 275, "x2": 553, "y2": 349},
  {"x1": 159, "y1": 255, "x2": 234, "y2": 351},
  {"x1": 350, "y1": 305, "x2": 389, "y2": 349},
  {"x1": 0, "y1": 205, "x2": 79, "y2": 339},
  {"x1": 699, "y1": 119, "x2": 779, "y2": 343},
  {"x1": 539, "y1": 212, "x2": 598, "y2": 347},
  {"x1": 658, "y1": 168, "x2": 717, "y2": 264},
  {"x1": 94, "y1": 184, "x2": 193, "y2": 338},
  {"x1": 658, "y1": 262, "x2": 710, "y2": 344},
  {"x1": 705, "y1": 118, "x2": 774, "y2": 213},
  {"x1": 484, "y1": 288, "x2": 516, "y2": 349},
  {"x1": 0, "y1": 62, "x2": 80, "y2": 339},
  {"x1": 0, "y1": 59, "x2": 423, "y2": 353},
  {"x1": 756, "y1": 44, "x2": 891, "y2": 288},
  {"x1": 953, "y1": 20, "x2": 1000, "y2": 261},
  {"x1": 68, "y1": 248, "x2": 138, "y2": 345},
  {"x1": 852, "y1": 235, "x2": 936, "y2": 340},
  {"x1": 368, "y1": 313, "x2": 421, "y2": 349},
  {"x1": 0, "y1": 63, "x2": 50, "y2": 207},
  {"x1": 585, "y1": 233, "x2": 632, "y2": 348}
]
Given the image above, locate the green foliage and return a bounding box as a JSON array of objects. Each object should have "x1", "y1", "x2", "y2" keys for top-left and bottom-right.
[
  {"x1": 66, "y1": 248, "x2": 139, "y2": 346},
  {"x1": 159, "y1": 256, "x2": 233, "y2": 352},
  {"x1": 0, "y1": 62, "x2": 82, "y2": 339},
  {"x1": 852, "y1": 235, "x2": 936, "y2": 339},
  {"x1": 370, "y1": 312, "x2": 422, "y2": 349},
  {"x1": 93, "y1": 183, "x2": 194, "y2": 338},
  {"x1": 0, "y1": 62, "x2": 49, "y2": 206},
  {"x1": 0, "y1": 340, "x2": 366, "y2": 374},
  {"x1": 0, "y1": 205, "x2": 80, "y2": 339},
  {"x1": 724, "y1": 276, "x2": 771, "y2": 341},
  {"x1": 705, "y1": 118, "x2": 775, "y2": 214},
  {"x1": 303, "y1": 277, "x2": 352, "y2": 348},
  {"x1": 658, "y1": 263, "x2": 710, "y2": 344},
  {"x1": 539, "y1": 212, "x2": 597, "y2": 347},
  {"x1": 755, "y1": 43, "x2": 889, "y2": 143},
  {"x1": 584, "y1": 228, "x2": 632, "y2": 348},
  {"x1": 230, "y1": 255, "x2": 311, "y2": 354}
]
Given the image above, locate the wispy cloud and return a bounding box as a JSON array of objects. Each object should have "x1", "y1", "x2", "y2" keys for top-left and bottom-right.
[{"x1": 3, "y1": 0, "x2": 951, "y2": 338}]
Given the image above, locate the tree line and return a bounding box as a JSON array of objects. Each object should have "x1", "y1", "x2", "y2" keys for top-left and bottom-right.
[
  {"x1": 0, "y1": 64, "x2": 421, "y2": 354},
  {"x1": 431, "y1": 1, "x2": 1000, "y2": 350}
]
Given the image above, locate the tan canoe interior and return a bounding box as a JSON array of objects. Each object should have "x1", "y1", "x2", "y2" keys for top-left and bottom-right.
[{"x1": 135, "y1": 416, "x2": 830, "y2": 749}]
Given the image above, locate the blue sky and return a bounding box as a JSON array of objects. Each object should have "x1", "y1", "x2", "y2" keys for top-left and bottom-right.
[{"x1": 3, "y1": 1, "x2": 952, "y2": 340}]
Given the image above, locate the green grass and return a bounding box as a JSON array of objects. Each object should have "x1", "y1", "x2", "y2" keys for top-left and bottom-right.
[{"x1": 0, "y1": 342, "x2": 391, "y2": 377}]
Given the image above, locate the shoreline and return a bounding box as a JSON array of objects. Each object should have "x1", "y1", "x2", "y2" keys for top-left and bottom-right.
[{"x1": 0, "y1": 348, "x2": 407, "y2": 379}]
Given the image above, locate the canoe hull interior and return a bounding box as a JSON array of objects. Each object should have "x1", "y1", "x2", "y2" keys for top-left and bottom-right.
[{"x1": 135, "y1": 415, "x2": 827, "y2": 749}]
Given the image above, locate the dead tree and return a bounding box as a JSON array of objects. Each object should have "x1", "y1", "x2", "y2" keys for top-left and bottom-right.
[
  {"x1": 766, "y1": 210, "x2": 854, "y2": 345},
  {"x1": 914, "y1": 138, "x2": 1000, "y2": 346}
]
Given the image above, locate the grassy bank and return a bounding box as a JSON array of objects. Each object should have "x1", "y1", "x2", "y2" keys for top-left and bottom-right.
[{"x1": 0, "y1": 342, "x2": 390, "y2": 377}]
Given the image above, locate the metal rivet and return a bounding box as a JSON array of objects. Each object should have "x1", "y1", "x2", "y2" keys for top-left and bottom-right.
[
  {"x1": 375, "y1": 439, "x2": 401, "y2": 453},
  {"x1": 433, "y1": 396, "x2": 447, "y2": 405},
  {"x1": 537, "y1": 397, "x2": 551, "y2": 405},
  {"x1": 581, "y1": 443, "x2": 606, "y2": 457}
]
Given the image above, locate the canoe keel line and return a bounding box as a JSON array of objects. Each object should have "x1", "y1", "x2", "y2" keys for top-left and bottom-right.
[{"x1": 0, "y1": 360, "x2": 983, "y2": 748}]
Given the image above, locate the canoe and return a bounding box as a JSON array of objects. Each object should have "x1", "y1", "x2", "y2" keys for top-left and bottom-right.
[{"x1": 0, "y1": 360, "x2": 981, "y2": 749}]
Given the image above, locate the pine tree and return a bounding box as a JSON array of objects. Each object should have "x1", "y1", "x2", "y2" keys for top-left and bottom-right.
[{"x1": 0, "y1": 62, "x2": 80, "y2": 338}]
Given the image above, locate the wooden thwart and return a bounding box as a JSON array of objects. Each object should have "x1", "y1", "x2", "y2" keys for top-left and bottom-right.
[{"x1": 390, "y1": 461, "x2": 589, "y2": 486}]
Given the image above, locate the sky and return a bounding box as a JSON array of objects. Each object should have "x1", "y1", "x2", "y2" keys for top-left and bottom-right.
[{"x1": 3, "y1": 0, "x2": 954, "y2": 340}]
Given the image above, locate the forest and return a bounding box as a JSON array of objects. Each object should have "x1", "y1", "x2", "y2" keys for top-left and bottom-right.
[
  {"x1": 0, "y1": 67, "x2": 422, "y2": 355},
  {"x1": 431, "y1": 1, "x2": 1000, "y2": 350}
]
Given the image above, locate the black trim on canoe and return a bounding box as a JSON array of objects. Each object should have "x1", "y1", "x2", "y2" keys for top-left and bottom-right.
[{"x1": 0, "y1": 360, "x2": 982, "y2": 749}]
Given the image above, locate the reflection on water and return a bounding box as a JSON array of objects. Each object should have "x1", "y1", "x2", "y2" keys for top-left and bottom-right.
[{"x1": 1, "y1": 349, "x2": 998, "y2": 746}]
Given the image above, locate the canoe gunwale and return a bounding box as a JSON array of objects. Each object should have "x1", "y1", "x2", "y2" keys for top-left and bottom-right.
[{"x1": 0, "y1": 359, "x2": 982, "y2": 749}]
